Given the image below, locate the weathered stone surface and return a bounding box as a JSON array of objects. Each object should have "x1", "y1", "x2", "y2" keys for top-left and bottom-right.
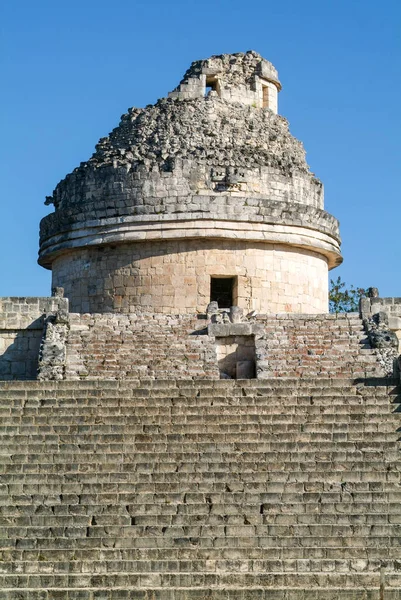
[
  {"x1": 360, "y1": 295, "x2": 401, "y2": 372},
  {"x1": 0, "y1": 297, "x2": 68, "y2": 381},
  {"x1": 169, "y1": 50, "x2": 281, "y2": 111},
  {"x1": 57, "y1": 312, "x2": 386, "y2": 381},
  {"x1": 0, "y1": 378, "x2": 399, "y2": 595},
  {"x1": 37, "y1": 310, "x2": 69, "y2": 381},
  {"x1": 38, "y1": 52, "x2": 342, "y2": 315}
]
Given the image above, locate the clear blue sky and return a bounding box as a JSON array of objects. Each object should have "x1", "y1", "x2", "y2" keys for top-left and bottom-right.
[{"x1": 1, "y1": 0, "x2": 400, "y2": 298}]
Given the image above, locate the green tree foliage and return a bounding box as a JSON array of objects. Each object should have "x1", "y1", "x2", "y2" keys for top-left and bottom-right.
[{"x1": 329, "y1": 276, "x2": 367, "y2": 313}]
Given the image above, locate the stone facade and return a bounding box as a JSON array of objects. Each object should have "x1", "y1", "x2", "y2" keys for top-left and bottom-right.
[
  {"x1": 1, "y1": 51, "x2": 401, "y2": 600},
  {"x1": 168, "y1": 51, "x2": 281, "y2": 112},
  {"x1": 64, "y1": 312, "x2": 217, "y2": 380},
  {"x1": 360, "y1": 293, "x2": 401, "y2": 375},
  {"x1": 60, "y1": 312, "x2": 384, "y2": 381},
  {"x1": 52, "y1": 240, "x2": 329, "y2": 314},
  {"x1": 361, "y1": 294, "x2": 401, "y2": 347},
  {"x1": 39, "y1": 51, "x2": 342, "y2": 315},
  {"x1": 0, "y1": 297, "x2": 67, "y2": 380}
]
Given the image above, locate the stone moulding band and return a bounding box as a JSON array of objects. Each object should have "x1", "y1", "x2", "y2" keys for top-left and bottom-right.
[
  {"x1": 38, "y1": 218, "x2": 342, "y2": 269},
  {"x1": 39, "y1": 199, "x2": 340, "y2": 241}
]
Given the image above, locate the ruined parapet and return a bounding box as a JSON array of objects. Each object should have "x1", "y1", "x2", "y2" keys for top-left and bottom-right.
[
  {"x1": 37, "y1": 295, "x2": 70, "y2": 381},
  {"x1": 168, "y1": 51, "x2": 281, "y2": 113},
  {"x1": 39, "y1": 52, "x2": 342, "y2": 315},
  {"x1": 360, "y1": 290, "x2": 401, "y2": 374},
  {"x1": 360, "y1": 291, "x2": 401, "y2": 337},
  {"x1": 0, "y1": 296, "x2": 68, "y2": 380}
]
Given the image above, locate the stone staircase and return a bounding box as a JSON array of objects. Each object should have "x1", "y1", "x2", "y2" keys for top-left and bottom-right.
[
  {"x1": 63, "y1": 313, "x2": 385, "y2": 381},
  {"x1": 0, "y1": 378, "x2": 400, "y2": 598},
  {"x1": 255, "y1": 313, "x2": 385, "y2": 379},
  {"x1": 64, "y1": 313, "x2": 217, "y2": 380}
]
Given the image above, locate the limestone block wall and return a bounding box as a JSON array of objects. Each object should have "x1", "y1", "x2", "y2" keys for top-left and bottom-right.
[
  {"x1": 60, "y1": 312, "x2": 384, "y2": 381},
  {"x1": 42, "y1": 163, "x2": 325, "y2": 219},
  {"x1": 252, "y1": 313, "x2": 385, "y2": 379},
  {"x1": 52, "y1": 240, "x2": 329, "y2": 314},
  {"x1": 361, "y1": 296, "x2": 401, "y2": 327},
  {"x1": 39, "y1": 51, "x2": 342, "y2": 319},
  {"x1": 0, "y1": 297, "x2": 68, "y2": 380},
  {"x1": 65, "y1": 313, "x2": 218, "y2": 380},
  {"x1": 169, "y1": 76, "x2": 279, "y2": 113},
  {"x1": 168, "y1": 51, "x2": 281, "y2": 112},
  {"x1": 360, "y1": 295, "x2": 401, "y2": 354},
  {"x1": 42, "y1": 95, "x2": 323, "y2": 219}
]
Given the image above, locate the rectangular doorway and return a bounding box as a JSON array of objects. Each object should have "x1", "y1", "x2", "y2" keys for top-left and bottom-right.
[{"x1": 210, "y1": 277, "x2": 236, "y2": 309}]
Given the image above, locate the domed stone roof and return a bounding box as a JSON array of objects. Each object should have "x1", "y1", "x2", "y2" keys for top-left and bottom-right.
[
  {"x1": 38, "y1": 52, "x2": 341, "y2": 316},
  {"x1": 39, "y1": 52, "x2": 340, "y2": 270}
]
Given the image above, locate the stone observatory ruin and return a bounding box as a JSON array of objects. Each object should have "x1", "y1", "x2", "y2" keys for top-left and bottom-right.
[
  {"x1": 1, "y1": 52, "x2": 401, "y2": 598},
  {"x1": 39, "y1": 51, "x2": 342, "y2": 316}
]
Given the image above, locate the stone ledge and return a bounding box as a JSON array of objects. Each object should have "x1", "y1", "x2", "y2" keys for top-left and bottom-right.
[
  {"x1": 208, "y1": 323, "x2": 254, "y2": 337},
  {"x1": 38, "y1": 218, "x2": 342, "y2": 270},
  {"x1": 40, "y1": 199, "x2": 340, "y2": 244}
]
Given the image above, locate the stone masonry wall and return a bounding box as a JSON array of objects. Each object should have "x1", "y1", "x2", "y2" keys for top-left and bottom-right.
[
  {"x1": 40, "y1": 172, "x2": 329, "y2": 246},
  {"x1": 252, "y1": 313, "x2": 385, "y2": 379},
  {"x1": 63, "y1": 312, "x2": 385, "y2": 381},
  {"x1": 0, "y1": 297, "x2": 68, "y2": 380},
  {"x1": 360, "y1": 295, "x2": 401, "y2": 374},
  {"x1": 361, "y1": 296, "x2": 401, "y2": 333},
  {"x1": 65, "y1": 313, "x2": 218, "y2": 380},
  {"x1": 169, "y1": 51, "x2": 281, "y2": 112},
  {"x1": 52, "y1": 240, "x2": 329, "y2": 314},
  {"x1": 42, "y1": 96, "x2": 322, "y2": 217},
  {"x1": 38, "y1": 52, "x2": 342, "y2": 316}
]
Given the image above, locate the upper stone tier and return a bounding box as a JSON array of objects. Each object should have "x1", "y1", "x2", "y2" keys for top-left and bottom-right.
[
  {"x1": 39, "y1": 51, "x2": 341, "y2": 275},
  {"x1": 168, "y1": 51, "x2": 281, "y2": 112}
]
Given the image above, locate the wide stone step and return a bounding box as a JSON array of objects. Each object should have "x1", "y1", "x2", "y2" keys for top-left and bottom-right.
[
  {"x1": 1, "y1": 557, "x2": 398, "y2": 574},
  {"x1": 0, "y1": 388, "x2": 399, "y2": 404},
  {"x1": 0, "y1": 570, "x2": 399, "y2": 589},
  {"x1": 2, "y1": 537, "x2": 400, "y2": 555},
  {"x1": 0, "y1": 588, "x2": 400, "y2": 600},
  {"x1": 1, "y1": 410, "x2": 397, "y2": 423},
  {"x1": 2, "y1": 474, "x2": 400, "y2": 495},
  {"x1": 3, "y1": 544, "x2": 401, "y2": 561},
  {"x1": 1, "y1": 499, "x2": 401, "y2": 517},
  {"x1": 37, "y1": 489, "x2": 396, "y2": 502},
  {"x1": 1, "y1": 422, "x2": 398, "y2": 434},
  {"x1": 1, "y1": 405, "x2": 398, "y2": 416},
  {"x1": 2, "y1": 459, "x2": 400, "y2": 472},
  {"x1": 0, "y1": 378, "x2": 396, "y2": 390},
  {"x1": 0, "y1": 390, "x2": 396, "y2": 401},
  {"x1": 1, "y1": 488, "x2": 400, "y2": 503},
  {"x1": 2, "y1": 460, "x2": 399, "y2": 474},
  {"x1": 2, "y1": 510, "x2": 401, "y2": 527},
  {"x1": 0, "y1": 380, "x2": 395, "y2": 390},
  {"x1": 0, "y1": 400, "x2": 397, "y2": 412},
  {"x1": 2, "y1": 522, "x2": 401, "y2": 538},
  {"x1": 2, "y1": 433, "x2": 399, "y2": 446}
]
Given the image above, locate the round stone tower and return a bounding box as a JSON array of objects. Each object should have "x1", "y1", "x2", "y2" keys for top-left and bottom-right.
[{"x1": 39, "y1": 51, "x2": 342, "y2": 314}]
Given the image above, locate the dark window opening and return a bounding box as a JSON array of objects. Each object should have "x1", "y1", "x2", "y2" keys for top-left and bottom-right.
[
  {"x1": 205, "y1": 77, "x2": 219, "y2": 97},
  {"x1": 210, "y1": 277, "x2": 235, "y2": 309}
]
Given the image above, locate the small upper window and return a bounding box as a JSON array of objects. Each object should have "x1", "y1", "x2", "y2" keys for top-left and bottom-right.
[
  {"x1": 205, "y1": 76, "x2": 220, "y2": 97},
  {"x1": 210, "y1": 277, "x2": 235, "y2": 309}
]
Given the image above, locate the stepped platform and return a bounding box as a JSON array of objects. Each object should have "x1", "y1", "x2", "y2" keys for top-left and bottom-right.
[
  {"x1": 0, "y1": 378, "x2": 400, "y2": 598},
  {"x1": 64, "y1": 313, "x2": 385, "y2": 380}
]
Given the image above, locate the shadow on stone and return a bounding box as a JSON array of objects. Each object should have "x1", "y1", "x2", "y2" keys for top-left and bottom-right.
[{"x1": 0, "y1": 323, "x2": 43, "y2": 381}]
